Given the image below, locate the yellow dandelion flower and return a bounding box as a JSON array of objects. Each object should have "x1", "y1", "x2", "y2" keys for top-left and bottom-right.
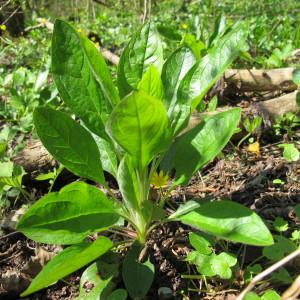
[
  {"x1": 0, "y1": 24, "x2": 7, "y2": 31},
  {"x1": 181, "y1": 23, "x2": 188, "y2": 30},
  {"x1": 247, "y1": 141, "x2": 260, "y2": 155},
  {"x1": 151, "y1": 170, "x2": 169, "y2": 189}
]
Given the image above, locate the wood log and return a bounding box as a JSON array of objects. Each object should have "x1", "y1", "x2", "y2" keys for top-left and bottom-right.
[
  {"x1": 187, "y1": 91, "x2": 298, "y2": 133},
  {"x1": 224, "y1": 68, "x2": 297, "y2": 92},
  {"x1": 13, "y1": 139, "x2": 55, "y2": 172}
]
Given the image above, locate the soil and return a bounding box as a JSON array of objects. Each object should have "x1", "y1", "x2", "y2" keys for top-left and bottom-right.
[{"x1": 0, "y1": 130, "x2": 299, "y2": 299}]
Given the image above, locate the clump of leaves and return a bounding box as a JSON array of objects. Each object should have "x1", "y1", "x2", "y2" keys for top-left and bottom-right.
[
  {"x1": 186, "y1": 232, "x2": 237, "y2": 279},
  {"x1": 17, "y1": 20, "x2": 273, "y2": 298}
]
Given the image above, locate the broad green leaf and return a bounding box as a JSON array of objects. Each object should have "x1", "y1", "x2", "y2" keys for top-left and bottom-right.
[
  {"x1": 122, "y1": 243, "x2": 154, "y2": 299},
  {"x1": 108, "y1": 91, "x2": 171, "y2": 170},
  {"x1": 21, "y1": 237, "x2": 113, "y2": 296},
  {"x1": 93, "y1": 134, "x2": 118, "y2": 178},
  {"x1": 162, "y1": 109, "x2": 240, "y2": 185},
  {"x1": 107, "y1": 289, "x2": 128, "y2": 300},
  {"x1": 17, "y1": 181, "x2": 119, "y2": 244},
  {"x1": 157, "y1": 25, "x2": 182, "y2": 41},
  {"x1": 263, "y1": 235, "x2": 296, "y2": 261},
  {"x1": 117, "y1": 155, "x2": 139, "y2": 211},
  {"x1": 178, "y1": 200, "x2": 273, "y2": 246},
  {"x1": 77, "y1": 252, "x2": 121, "y2": 300},
  {"x1": 174, "y1": 22, "x2": 247, "y2": 131},
  {"x1": 34, "y1": 107, "x2": 104, "y2": 183},
  {"x1": 208, "y1": 14, "x2": 227, "y2": 47},
  {"x1": 178, "y1": 23, "x2": 247, "y2": 108},
  {"x1": 77, "y1": 262, "x2": 113, "y2": 300},
  {"x1": 189, "y1": 232, "x2": 212, "y2": 255},
  {"x1": 168, "y1": 200, "x2": 200, "y2": 220},
  {"x1": 261, "y1": 290, "x2": 281, "y2": 300},
  {"x1": 52, "y1": 19, "x2": 118, "y2": 137},
  {"x1": 138, "y1": 65, "x2": 164, "y2": 100},
  {"x1": 117, "y1": 21, "x2": 163, "y2": 97},
  {"x1": 244, "y1": 292, "x2": 261, "y2": 300},
  {"x1": 161, "y1": 46, "x2": 196, "y2": 113}
]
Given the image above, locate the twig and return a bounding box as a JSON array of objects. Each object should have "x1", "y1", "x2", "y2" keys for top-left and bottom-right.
[
  {"x1": 236, "y1": 248, "x2": 300, "y2": 300},
  {"x1": 0, "y1": 230, "x2": 19, "y2": 240}
]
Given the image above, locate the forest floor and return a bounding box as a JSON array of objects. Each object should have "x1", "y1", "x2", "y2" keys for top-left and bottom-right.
[{"x1": 1, "y1": 124, "x2": 299, "y2": 299}]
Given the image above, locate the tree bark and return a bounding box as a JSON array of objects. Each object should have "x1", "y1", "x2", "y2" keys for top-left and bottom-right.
[{"x1": 225, "y1": 68, "x2": 297, "y2": 92}]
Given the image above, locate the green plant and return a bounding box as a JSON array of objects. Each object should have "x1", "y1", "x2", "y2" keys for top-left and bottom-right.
[
  {"x1": 17, "y1": 20, "x2": 273, "y2": 298},
  {"x1": 278, "y1": 143, "x2": 300, "y2": 162},
  {"x1": 185, "y1": 232, "x2": 237, "y2": 280},
  {"x1": 0, "y1": 161, "x2": 28, "y2": 210},
  {"x1": 238, "y1": 115, "x2": 262, "y2": 147},
  {"x1": 273, "y1": 112, "x2": 300, "y2": 138}
]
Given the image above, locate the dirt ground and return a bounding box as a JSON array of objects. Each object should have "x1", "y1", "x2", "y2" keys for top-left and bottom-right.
[{"x1": 0, "y1": 128, "x2": 299, "y2": 300}]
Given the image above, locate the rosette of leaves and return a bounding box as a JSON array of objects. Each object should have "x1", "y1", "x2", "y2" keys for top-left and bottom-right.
[{"x1": 17, "y1": 20, "x2": 273, "y2": 298}]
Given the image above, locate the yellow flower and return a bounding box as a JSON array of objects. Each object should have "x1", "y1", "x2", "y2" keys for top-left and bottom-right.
[
  {"x1": 247, "y1": 141, "x2": 260, "y2": 155},
  {"x1": 181, "y1": 23, "x2": 188, "y2": 30},
  {"x1": 151, "y1": 170, "x2": 169, "y2": 189},
  {"x1": 0, "y1": 24, "x2": 7, "y2": 31},
  {"x1": 40, "y1": 18, "x2": 47, "y2": 24},
  {"x1": 91, "y1": 36, "x2": 96, "y2": 41}
]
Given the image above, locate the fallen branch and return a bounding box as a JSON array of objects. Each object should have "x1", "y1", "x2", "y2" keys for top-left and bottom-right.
[
  {"x1": 236, "y1": 248, "x2": 300, "y2": 300},
  {"x1": 225, "y1": 68, "x2": 297, "y2": 92}
]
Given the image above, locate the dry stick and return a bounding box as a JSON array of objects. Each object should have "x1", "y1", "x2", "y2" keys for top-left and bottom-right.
[{"x1": 236, "y1": 248, "x2": 300, "y2": 300}]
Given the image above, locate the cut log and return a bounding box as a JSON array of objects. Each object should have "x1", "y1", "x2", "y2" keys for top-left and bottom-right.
[
  {"x1": 13, "y1": 139, "x2": 55, "y2": 172},
  {"x1": 187, "y1": 91, "x2": 298, "y2": 133},
  {"x1": 224, "y1": 68, "x2": 297, "y2": 92},
  {"x1": 256, "y1": 90, "x2": 299, "y2": 119}
]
